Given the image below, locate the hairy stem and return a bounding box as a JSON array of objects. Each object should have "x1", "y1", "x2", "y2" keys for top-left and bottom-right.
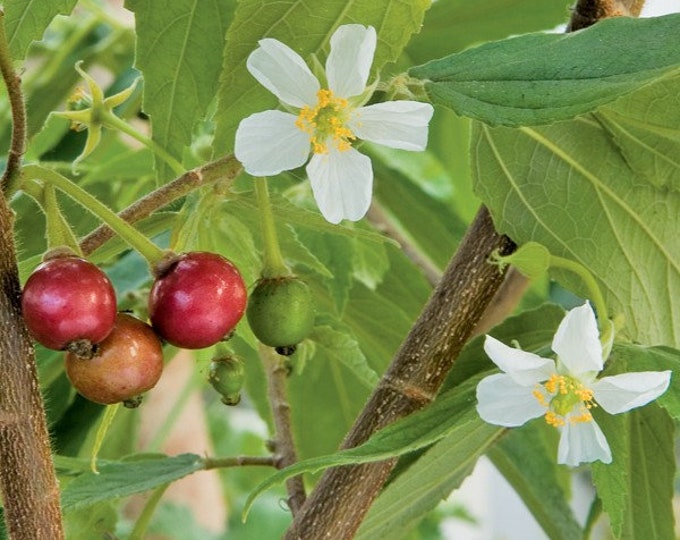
[
  {"x1": 0, "y1": 11, "x2": 64, "y2": 539},
  {"x1": 262, "y1": 345, "x2": 306, "y2": 515},
  {"x1": 285, "y1": 205, "x2": 515, "y2": 539},
  {"x1": 79, "y1": 155, "x2": 242, "y2": 256},
  {"x1": 568, "y1": 0, "x2": 645, "y2": 31}
]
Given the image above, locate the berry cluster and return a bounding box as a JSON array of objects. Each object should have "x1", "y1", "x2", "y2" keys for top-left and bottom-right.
[{"x1": 21, "y1": 251, "x2": 248, "y2": 406}]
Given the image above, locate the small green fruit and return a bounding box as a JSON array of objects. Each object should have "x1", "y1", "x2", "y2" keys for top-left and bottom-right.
[
  {"x1": 208, "y1": 356, "x2": 245, "y2": 406},
  {"x1": 246, "y1": 277, "x2": 315, "y2": 352}
]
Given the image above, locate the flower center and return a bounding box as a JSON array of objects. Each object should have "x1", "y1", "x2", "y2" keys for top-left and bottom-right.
[
  {"x1": 295, "y1": 89, "x2": 356, "y2": 154},
  {"x1": 532, "y1": 374, "x2": 596, "y2": 428}
]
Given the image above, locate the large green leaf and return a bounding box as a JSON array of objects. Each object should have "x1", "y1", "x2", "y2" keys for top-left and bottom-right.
[
  {"x1": 125, "y1": 0, "x2": 236, "y2": 181},
  {"x1": 596, "y1": 72, "x2": 680, "y2": 192},
  {"x1": 4, "y1": 0, "x2": 78, "y2": 60},
  {"x1": 592, "y1": 406, "x2": 675, "y2": 540},
  {"x1": 411, "y1": 14, "x2": 680, "y2": 127},
  {"x1": 406, "y1": 0, "x2": 570, "y2": 64},
  {"x1": 60, "y1": 453, "x2": 204, "y2": 511},
  {"x1": 471, "y1": 103, "x2": 680, "y2": 347},
  {"x1": 213, "y1": 0, "x2": 431, "y2": 156}
]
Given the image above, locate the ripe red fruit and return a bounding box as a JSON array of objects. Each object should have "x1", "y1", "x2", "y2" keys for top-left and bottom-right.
[
  {"x1": 65, "y1": 313, "x2": 164, "y2": 405},
  {"x1": 148, "y1": 252, "x2": 247, "y2": 349},
  {"x1": 22, "y1": 257, "x2": 117, "y2": 351}
]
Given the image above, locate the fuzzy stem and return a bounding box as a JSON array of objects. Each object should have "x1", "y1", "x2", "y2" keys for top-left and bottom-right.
[
  {"x1": 254, "y1": 177, "x2": 289, "y2": 278},
  {"x1": 102, "y1": 110, "x2": 185, "y2": 177},
  {"x1": 0, "y1": 10, "x2": 64, "y2": 539},
  {"x1": 41, "y1": 184, "x2": 83, "y2": 254},
  {"x1": 285, "y1": 206, "x2": 515, "y2": 539},
  {"x1": 568, "y1": 0, "x2": 644, "y2": 31},
  {"x1": 262, "y1": 345, "x2": 306, "y2": 515},
  {"x1": 21, "y1": 164, "x2": 166, "y2": 265},
  {"x1": 79, "y1": 155, "x2": 242, "y2": 256},
  {"x1": 0, "y1": 12, "x2": 26, "y2": 196},
  {"x1": 203, "y1": 455, "x2": 276, "y2": 469}
]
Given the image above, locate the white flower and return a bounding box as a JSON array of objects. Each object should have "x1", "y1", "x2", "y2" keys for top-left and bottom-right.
[
  {"x1": 476, "y1": 303, "x2": 671, "y2": 467},
  {"x1": 234, "y1": 24, "x2": 435, "y2": 224}
]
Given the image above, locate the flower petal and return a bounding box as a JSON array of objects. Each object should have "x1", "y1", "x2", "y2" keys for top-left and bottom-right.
[
  {"x1": 235, "y1": 110, "x2": 310, "y2": 176},
  {"x1": 483, "y1": 335, "x2": 555, "y2": 386},
  {"x1": 326, "y1": 25, "x2": 376, "y2": 98},
  {"x1": 247, "y1": 38, "x2": 320, "y2": 107},
  {"x1": 306, "y1": 146, "x2": 372, "y2": 223},
  {"x1": 552, "y1": 303, "x2": 603, "y2": 376},
  {"x1": 557, "y1": 419, "x2": 611, "y2": 466},
  {"x1": 476, "y1": 373, "x2": 546, "y2": 427},
  {"x1": 349, "y1": 101, "x2": 435, "y2": 151},
  {"x1": 592, "y1": 370, "x2": 671, "y2": 414}
]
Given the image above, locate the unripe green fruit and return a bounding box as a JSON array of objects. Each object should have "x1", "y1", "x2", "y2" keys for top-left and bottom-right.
[
  {"x1": 208, "y1": 356, "x2": 245, "y2": 406},
  {"x1": 246, "y1": 277, "x2": 315, "y2": 353}
]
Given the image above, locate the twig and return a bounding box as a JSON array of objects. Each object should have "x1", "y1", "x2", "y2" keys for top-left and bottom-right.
[
  {"x1": 0, "y1": 11, "x2": 26, "y2": 195},
  {"x1": 261, "y1": 345, "x2": 306, "y2": 516},
  {"x1": 366, "y1": 202, "x2": 441, "y2": 287},
  {"x1": 79, "y1": 155, "x2": 241, "y2": 256},
  {"x1": 285, "y1": 205, "x2": 515, "y2": 539},
  {"x1": 0, "y1": 10, "x2": 64, "y2": 539}
]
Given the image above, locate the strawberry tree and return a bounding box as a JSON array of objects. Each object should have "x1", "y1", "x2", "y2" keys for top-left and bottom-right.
[{"x1": 0, "y1": 1, "x2": 678, "y2": 539}]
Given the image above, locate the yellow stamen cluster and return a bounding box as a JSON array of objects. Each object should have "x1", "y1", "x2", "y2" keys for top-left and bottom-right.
[
  {"x1": 534, "y1": 373, "x2": 597, "y2": 428},
  {"x1": 296, "y1": 89, "x2": 356, "y2": 154}
]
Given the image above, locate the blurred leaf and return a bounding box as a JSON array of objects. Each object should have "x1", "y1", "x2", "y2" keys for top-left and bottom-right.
[
  {"x1": 214, "y1": 0, "x2": 430, "y2": 155},
  {"x1": 411, "y1": 14, "x2": 680, "y2": 126},
  {"x1": 4, "y1": 0, "x2": 78, "y2": 60},
  {"x1": 63, "y1": 501, "x2": 117, "y2": 540},
  {"x1": 488, "y1": 424, "x2": 582, "y2": 540},
  {"x1": 125, "y1": 0, "x2": 236, "y2": 181},
  {"x1": 592, "y1": 406, "x2": 675, "y2": 540},
  {"x1": 596, "y1": 72, "x2": 680, "y2": 191},
  {"x1": 406, "y1": 0, "x2": 570, "y2": 64},
  {"x1": 61, "y1": 453, "x2": 204, "y2": 511},
  {"x1": 472, "y1": 85, "x2": 680, "y2": 347}
]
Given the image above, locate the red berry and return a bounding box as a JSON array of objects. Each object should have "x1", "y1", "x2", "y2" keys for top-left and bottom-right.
[
  {"x1": 148, "y1": 252, "x2": 247, "y2": 349},
  {"x1": 22, "y1": 257, "x2": 117, "y2": 351},
  {"x1": 65, "y1": 313, "x2": 164, "y2": 405}
]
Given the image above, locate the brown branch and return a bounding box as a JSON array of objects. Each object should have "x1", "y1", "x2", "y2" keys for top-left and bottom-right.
[
  {"x1": 262, "y1": 345, "x2": 306, "y2": 515},
  {"x1": 568, "y1": 0, "x2": 645, "y2": 31},
  {"x1": 285, "y1": 205, "x2": 515, "y2": 539},
  {"x1": 473, "y1": 267, "x2": 530, "y2": 337},
  {"x1": 0, "y1": 10, "x2": 64, "y2": 540},
  {"x1": 79, "y1": 155, "x2": 242, "y2": 256}
]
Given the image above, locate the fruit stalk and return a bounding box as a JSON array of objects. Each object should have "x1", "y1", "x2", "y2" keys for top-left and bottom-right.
[
  {"x1": 254, "y1": 176, "x2": 289, "y2": 278},
  {"x1": 285, "y1": 206, "x2": 515, "y2": 540},
  {"x1": 0, "y1": 11, "x2": 64, "y2": 538}
]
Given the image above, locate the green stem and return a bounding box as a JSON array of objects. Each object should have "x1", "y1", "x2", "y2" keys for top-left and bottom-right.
[
  {"x1": 549, "y1": 254, "x2": 613, "y2": 350},
  {"x1": 102, "y1": 111, "x2": 185, "y2": 177},
  {"x1": 254, "y1": 177, "x2": 289, "y2": 278},
  {"x1": 91, "y1": 403, "x2": 120, "y2": 474},
  {"x1": 203, "y1": 455, "x2": 276, "y2": 469},
  {"x1": 21, "y1": 164, "x2": 166, "y2": 265},
  {"x1": 128, "y1": 484, "x2": 169, "y2": 540}
]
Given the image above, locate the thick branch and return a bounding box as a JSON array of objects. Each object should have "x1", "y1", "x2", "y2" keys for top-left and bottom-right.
[
  {"x1": 0, "y1": 10, "x2": 64, "y2": 539},
  {"x1": 568, "y1": 0, "x2": 645, "y2": 31},
  {"x1": 262, "y1": 346, "x2": 306, "y2": 515},
  {"x1": 285, "y1": 206, "x2": 515, "y2": 539},
  {"x1": 79, "y1": 155, "x2": 241, "y2": 256}
]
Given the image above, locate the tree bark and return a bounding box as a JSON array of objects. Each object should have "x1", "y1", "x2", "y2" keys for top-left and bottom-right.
[{"x1": 285, "y1": 205, "x2": 515, "y2": 539}]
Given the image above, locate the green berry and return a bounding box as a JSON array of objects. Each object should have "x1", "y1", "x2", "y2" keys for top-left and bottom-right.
[
  {"x1": 246, "y1": 277, "x2": 315, "y2": 351},
  {"x1": 208, "y1": 356, "x2": 245, "y2": 406}
]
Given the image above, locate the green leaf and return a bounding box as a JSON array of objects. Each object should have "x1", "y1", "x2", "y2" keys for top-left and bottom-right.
[
  {"x1": 4, "y1": 0, "x2": 78, "y2": 60},
  {"x1": 411, "y1": 14, "x2": 680, "y2": 127},
  {"x1": 592, "y1": 406, "x2": 675, "y2": 540},
  {"x1": 244, "y1": 375, "x2": 487, "y2": 520},
  {"x1": 405, "y1": 0, "x2": 571, "y2": 64},
  {"x1": 596, "y1": 72, "x2": 680, "y2": 192},
  {"x1": 125, "y1": 0, "x2": 236, "y2": 181},
  {"x1": 356, "y1": 411, "x2": 501, "y2": 539},
  {"x1": 309, "y1": 325, "x2": 380, "y2": 388},
  {"x1": 213, "y1": 0, "x2": 430, "y2": 156},
  {"x1": 487, "y1": 424, "x2": 582, "y2": 540},
  {"x1": 61, "y1": 453, "x2": 204, "y2": 511},
  {"x1": 471, "y1": 113, "x2": 680, "y2": 347}
]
